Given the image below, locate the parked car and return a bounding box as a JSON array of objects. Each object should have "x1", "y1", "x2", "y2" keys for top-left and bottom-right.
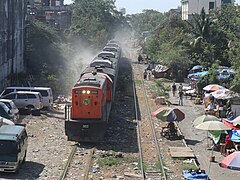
[
  {"x1": 1, "y1": 91, "x2": 43, "y2": 112},
  {"x1": 0, "y1": 102, "x2": 16, "y2": 123},
  {"x1": 0, "y1": 116, "x2": 15, "y2": 125},
  {"x1": 0, "y1": 99, "x2": 19, "y2": 122},
  {"x1": 0, "y1": 87, "x2": 53, "y2": 108}
]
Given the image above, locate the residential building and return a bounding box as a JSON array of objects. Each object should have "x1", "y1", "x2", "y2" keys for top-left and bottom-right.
[
  {"x1": 34, "y1": 0, "x2": 71, "y2": 31},
  {"x1": 182, "y1": 0, "x2": 234, "y2": 20}
]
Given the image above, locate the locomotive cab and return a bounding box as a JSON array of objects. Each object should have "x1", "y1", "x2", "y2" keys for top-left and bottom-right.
[{"x1": 65, "y1": 74, "x2": 111, "y2": 142}]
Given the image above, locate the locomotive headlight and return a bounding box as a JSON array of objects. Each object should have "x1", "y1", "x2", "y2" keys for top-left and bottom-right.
[
  {"x1": 87, "y1": 90, "x2": 90, "y2": 94},
  {"x1": 82, "y1": 90, "x2": 86, "y2": 94}
]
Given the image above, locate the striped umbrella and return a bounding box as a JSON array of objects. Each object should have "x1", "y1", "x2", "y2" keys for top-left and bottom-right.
[
  {"x1": 203, "y1": 84, "x2": 225, "y2": 92},
  {"x1": 220, "y1": 151, "x2": 240, "y2": 171}
]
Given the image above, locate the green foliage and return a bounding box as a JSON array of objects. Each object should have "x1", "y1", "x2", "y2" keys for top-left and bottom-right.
[
  {"x1": 196, "y1": 62, "x2": 220, "y2": 93},
  {"x1": 25, "y1": 21, "x2": 75, "y2": 96},
  {"x1": 70, "y1": 0, "x2": 127, "y2": 48},
  {"x1": 128, "y1": 9, "x2": 165, "y2": 37},
  {"x1": 97, "y1": 157, "x2": 123, "y2": 167}
]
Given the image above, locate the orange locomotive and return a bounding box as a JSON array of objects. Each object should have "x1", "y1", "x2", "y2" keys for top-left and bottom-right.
[{"x1": 65, "y1": 41, "x2": 120, "y2": 142}]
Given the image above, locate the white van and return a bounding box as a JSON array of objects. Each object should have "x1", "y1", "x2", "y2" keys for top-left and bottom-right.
[
  {"x1": 0, "y1": 87, "x2": 53, "y2": 108},
  {"x1": 1, "y1": 91, "x2": 43, "y2": 111},
  {"x1": 0, "y1": 125, "x2": 28, "y2": 172}
]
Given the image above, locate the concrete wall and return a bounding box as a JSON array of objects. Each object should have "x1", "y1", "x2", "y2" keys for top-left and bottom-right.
[{"x1": 0, "y1": 0, "x2": 26, "y2": 91}]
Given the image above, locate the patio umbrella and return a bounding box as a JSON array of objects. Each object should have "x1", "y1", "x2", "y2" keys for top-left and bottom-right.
[
  {"x1": 219, "y1": 151, "x2": 240, "y2": 171},
  {"x1": 151, "y1": 107, "x2": 167, "y2": 117},
  {"x1": 211, "y1": 89, "x2": 231, "y2": 99},
  {"x1": 232, "y1": 116, "x2": 240, "y2": 126},
  {"x1": 191, "y1": 65, "x2": 203, "y2": 71},
  {"x1": 195, "y1": 121, "x2": 231, "y2": 131},
  {"x1": 229, "y1": 130, "x2": 240, "y2": 142},
  {"x1": 196, "y1": 121, "x2": 231, "y2": 157},
  {"x1": 193, "y1": 114, "x2": 220, "y2": 127},
  {"x1": 203, "y1": 84, "x2": 225, "y2": 92},
  {"x1": 223, "y1": 119, "x2": 240, "y2": 130},
  {"x1": 153, "y1": 108, "x2": 185, "y2": 122}
]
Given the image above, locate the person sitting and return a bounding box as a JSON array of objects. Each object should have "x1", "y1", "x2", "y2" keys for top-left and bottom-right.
[
  {"x1": 234, "y1": 142, "x2": 240, "y2": 151},
  {"x1": 167, "y1": 122, "x2": 177, "y2": 135},
  {"x1": 225, "y1": 135, "x2": 234, "y2": 155}
]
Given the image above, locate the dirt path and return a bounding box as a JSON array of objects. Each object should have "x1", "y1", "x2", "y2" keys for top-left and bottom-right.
[{"x1": 167, "y1": 86, "x2": 239, "y2": 180}]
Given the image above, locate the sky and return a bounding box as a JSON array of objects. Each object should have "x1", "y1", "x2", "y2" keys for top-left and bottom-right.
[{"x1": 64, "y1": 0, "x2": 240, "y2": 14}]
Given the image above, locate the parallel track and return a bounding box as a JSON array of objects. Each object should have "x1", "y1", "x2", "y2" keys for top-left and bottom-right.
[
  {"x1": 132, "y1": 62, "x2": 167, "y2": 180},
  {"x1": 59, "y1": 144, "x2": 94, "y2": 180}
]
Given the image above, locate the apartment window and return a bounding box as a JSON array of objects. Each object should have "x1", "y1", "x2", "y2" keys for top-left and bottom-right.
[{"x1": 209, "y1": 2, "x2": 215, "y2": 10}]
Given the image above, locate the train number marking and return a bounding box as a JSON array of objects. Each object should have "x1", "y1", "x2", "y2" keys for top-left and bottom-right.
[{"x1": 83, "y1": 125, "x2": 89, "y2": 129}]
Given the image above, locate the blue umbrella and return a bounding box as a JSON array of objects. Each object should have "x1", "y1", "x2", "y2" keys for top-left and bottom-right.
[
  {"x1": 191, "y1": 65, "x2": 203, "y2": 71},
  {"x1": 229, "y1": 130, "x2": 240, "y2": 142}
]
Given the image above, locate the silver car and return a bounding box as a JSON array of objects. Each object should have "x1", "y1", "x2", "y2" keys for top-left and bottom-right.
[{"x1": 0, "y1": 99, "x2": 19, "y2": 123}]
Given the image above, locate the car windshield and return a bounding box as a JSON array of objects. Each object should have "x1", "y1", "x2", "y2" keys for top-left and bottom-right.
[
  {"x1": 0, "y1": 140, "x2": 18, "y2": 155},
  {"x1": 0, "y1": 102, "x2": 10, "y2": 112},
  {"x1": 2, "y1": 102, "x2": 11, "y2": 109},
  {"x1": 10, "y1": 101, "x2": 17, "y2": 109}
]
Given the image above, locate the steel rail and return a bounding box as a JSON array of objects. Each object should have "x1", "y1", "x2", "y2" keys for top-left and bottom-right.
[
  {"x1": 59, "y1": 145, "x2": 77, "y2": 180},
  {"x1": 84, "y1": 148, "x2": 95, "y2": 180},
  {"x1": 139, "y1": 65, "x2": 167, "y2": 180},
  {"x1": 132, "y1": 78, "x2": 145, "y2": 180}
]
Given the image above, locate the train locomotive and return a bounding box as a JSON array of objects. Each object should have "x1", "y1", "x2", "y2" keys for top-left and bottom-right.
[{"x1": 65, "y1": 41, "x2": 121, "y2": 142}]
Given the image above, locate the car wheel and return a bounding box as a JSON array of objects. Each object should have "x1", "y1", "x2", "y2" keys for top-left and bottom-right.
[{"x1": 26, "y1": 105, "x2": 34, "y2": 115}]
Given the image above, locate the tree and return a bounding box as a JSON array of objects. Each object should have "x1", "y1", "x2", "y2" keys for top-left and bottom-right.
[{"x1": 70, "y1": 0, "x2": 127, "y2": 48}]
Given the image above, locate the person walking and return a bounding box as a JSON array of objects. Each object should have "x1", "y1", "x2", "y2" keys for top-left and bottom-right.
[
  {"x1": 178, "y1": 83, "x2": 183, "y2": 92},
  {"x1": 172, "y1": 83, "x2": 177, "y2": 97},
  {"x1": 138, "y1": 54, "x2": 143, "y2": 64},
  {"x1": 143, "y1": 70, "x2": 147, "y2": 80},
  {"x1": 178, "y1": 90, "x2": 184, "y2": 106}
]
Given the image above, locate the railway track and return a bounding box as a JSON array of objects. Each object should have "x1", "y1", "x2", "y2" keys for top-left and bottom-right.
[
  {"x1": 132, "y1": 62, "x2": 167, "y2": 180},
  {"x1": 59, "y1": 144, "x2": 94, "y2": 180}
]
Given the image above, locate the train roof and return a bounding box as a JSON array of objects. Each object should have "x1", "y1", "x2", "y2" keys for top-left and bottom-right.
[
  {"x1": 108, "y1": 40, "x2": 120, "y2": 45},
  {"x1": 97, "y1": 51, "x2": 116, "y2": 59},
  {"x1": 81, "y1": 66, "x2": 116, "y2": 80},
  {"x1": 74, "y1": 74, "x2": 106, "y2": 88},
  {"x1": 90, "y1": 59, "x2": 113, "y2": 68},
  {"x1": 106, "y1": 43, "x2": 120, "y2": 48},
  {"x1": 93, "y1": 56, "x2": 118, "y2": 64},
  {"x1": 103, "y1": 46, "x2": 119, "y2": 53},
  {"x1": 90, "y1": 57, "x2": 118, "y2": 69}
]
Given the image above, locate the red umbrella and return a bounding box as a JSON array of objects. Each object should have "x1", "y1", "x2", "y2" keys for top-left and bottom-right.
[
  {"x1": 151, "y1": 107, "x2": 167, "y2": 117},
  {"x1": 223, "y1": 119, "x2": 240, "y2": 130},
  {"x1": 152, "y1": 107, "x2": 185, "y2": 122},
  {"x1": 203, "y1": 84, "x2": 225, "y2": 92},
  {"x1": 220, "y1": 151, "x2": 240, "y2": 171}
]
